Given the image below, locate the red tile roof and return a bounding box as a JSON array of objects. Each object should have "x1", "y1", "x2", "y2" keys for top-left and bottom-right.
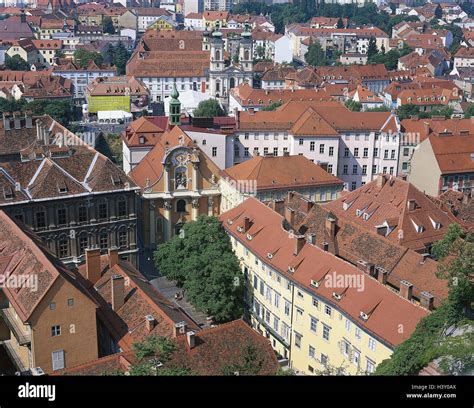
[{"x1": 220, "y1": 198, "x2": 428, "y2": 347}]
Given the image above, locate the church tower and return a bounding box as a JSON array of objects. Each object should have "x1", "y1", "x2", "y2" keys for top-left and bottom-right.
[
  {"x1": 239, "y1": 22, "x2": 253, "y2": 74},
  {"x1": 209, "y1": 22, "x2": 225, "y2": 98},
  {"x1": 169, "y1": 82, "x2": 181, "y2": 127}
]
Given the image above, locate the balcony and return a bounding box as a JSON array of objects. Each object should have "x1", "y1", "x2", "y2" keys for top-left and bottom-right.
[
  {"x1": 0, "y1": 309, "x2": 31, "y2": 346},
  {"x1": 0, "y1": 340, "x2": 29, "y2": 374}
]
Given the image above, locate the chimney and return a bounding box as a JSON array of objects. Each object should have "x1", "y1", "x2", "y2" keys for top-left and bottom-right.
[
  {"x1": 108, "y1": 247, "x2": 119, "y2": 269},
  {"x1": 294, "y1": 235, "x2": 305, "y2": 256},
  {"x1": 145, "y1": 315, "x2": 156, "y2": 332},
  {"x1": 3, "y1": 113, "x2": 11, "y2": 131},
  {"x1": 376, "y1": 174, "x2": 387, "y2": 188},
  {"x1": 420, "y1": 291, "x2": 434, "y2": 311},
  {"x1": 20, "y1": 10, "x2": 26, "y2": 23},
  {"x1": 186, "y1": 330, "x2": 196, "y2": 349},
  {"x1": 365, "y1": 263, "x2": 375, "y2": 277},
  {"x1": 173, "y1": 321, "x2": 187, "y2": 337},
  {"x1": 111, "y1": 274, "x2": 125, "y2": 311},
  {"x1": 85, "y1": 248, "x2": 101, "y2": 284},
  {"x1": 285, "y1": 207, "x2": 295, "y2": 225},
  {"x1": 320, "y1": 242, "x2": 329, "y2": 252},
  {"x1": 25, "y1": 111, "x2": 33, "y2": 128},
  {"x1": 325, "y1": 217, "x2": 336, "y2": 238},
  {"x1": 377, "y1": 268, "x2": 387, "y2": 285},
  {"x1": 243, "y1": 216, "x2": 251, "y2": 233},
  {"x1": 13, "y1": 111, "x2": 21, "y2": 129},
  {"x1": 407, "y1": 199, "x2": 416, "y2": 211},
  {"x1": 399, "y1": 280, "x2": 413, "y2": 301}
]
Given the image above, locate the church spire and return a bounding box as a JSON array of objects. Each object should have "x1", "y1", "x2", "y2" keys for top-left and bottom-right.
[{"x1": 169, "y1": 82, "x2": 181, "y2": 126}]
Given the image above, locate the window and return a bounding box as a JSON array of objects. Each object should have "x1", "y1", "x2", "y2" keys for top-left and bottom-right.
[
  {"x1": 374, "y1": 148, "x2": 379, "y2": 158},
  {"x1": 383, "y1": 166, "x2": 387, "y2": 174},
  {"x1": 203, "y1": 139, "x2": 207, "y2": 145},
  {"x1": 52, "y1": 350, "x2": 65, "y2": 371},
  {"x1": 403, "y1": 147, "x2": 410, "y2": 156},
  {"x1": 327, "y1": 164, "x2": 333, "y2": 174},
  {"x1": 284, "y1": 300, "x2": 290, "y2": 316},
  {"x1": 212, "y1": 147, "x2": 217, "y2": 157},
  {"x1": 309, "y1": 345, "x2": 315, "y2": 359},
  {"x1": 260, "y1": 281, "x2": 264, "y2": 296},
  {"x1": 244, "y1": 147, "x2": 249, "y2": 157},
  {"x1": 35, "y1": 211, "x2": 46, "y2": 229},
  {"x1": 99, "y1": 231, "x2": 108, "y2": 250},
  {"x1": 263, "y1": 147, "x2": 268, "y2": 155},
  {"x1": 176, "y1": 199, "x2": 186, "y2": 213},
  {"x1": 354, "y1": 148, "x2": 359, "y2": 157},
  {"x1": 78, "y1": 206, "x2": 87, "y2": 223},
  {"x1": 299, "y1": 139, "x2": 303, "y2": 145},
  {"x1": 79, "y1": 235, "x2": 88, "y2": 255},
  {"x1": 329, "y1": 146, "x2": 334, "y2": 156},
  {"x1": 253, "y1": 275, "x2": 258, "y2": 290},
  {"x1": 366, "y1": 358, "x2": 375, "y2": 374},
  {"x1": 58, "y1": 236, "x2": 69, "y2": 258},
  {"x1": 67, "y1": 298, "x2": 74, "y2": 307},
  {"x1": 384, "y1": 150, "x2": 389, "y2": 159},
  {"x1": 312, "y1": 297, "x2": 319, "y2": 308},
  {"x1": 274, "y1": 292, "x2": 280, "y2": 309},
  {"x1": 355, "y1": 327, "x2": 361, "y2": 340},
  {"x1": 244, "y1": 133, "x2": 249, "y2": 140},
  {"x1": 352, "y1": 348, "x2": 360, "y2": 366},
  {"x1": 51, "y1": 325, "x2": 61, "y2": 337},
  {"x1": 372, "y1": 165, "x2": 377, "y2": 174},
  {"x1": 295, "y1": 332, "x2": 302, "y2": 348},
  {"x1": 310, "y1": 141, "x2": 316, "y2": 151},
  {"x1": 310, "y1": 317, "x2": 317, "y2": 333},
  {"x1": 390, "y1": 167, "x2": 394, "y2": 175},
  {"x1": 391, "y1": 149, "x2": 396, "y2": 159},
  {"x1": 342, "y1": 339, "x2": 350, "y2": 357},
  {"x1": 265, "y1": 286, "x2": 272, "y2": 303},
  {"x1": 351, "y1": 182, "x2": 357, "y2": 191},
  {"x1": 282, "y1": 323, "x2": 290, "y2": 341},
  {"x1": 265, "y1": 309, "x2": 270, "y2": 323},
  {"x1": 352, "y1": 165, "x2": 358, "y2": 175},
  {"x1": 319, "y1": 144, "x2": 324, "y2": 154},
  {"x1": 343, "y1": 165, "x2": 348, "y2": 175},
  {"x1": 321, "y1": 353, "x2": 328, "y2": 367},
  {"x1": 98, "y1": 202, "x2": 108, "y2": 220},
  {"x1": 273, "y1": 316, "x2": 279, "y2": 332},
  {"x1": 345, "y1": 319, "x2": 351, "y2": 332},
  {"x1": 368, "y1": 337, "x2": 376, "y2": 352},
  {"x1": 324, "y1": 304, "x2": 332, "y2": 317},
  {"x1": 363, "y1": 148, "x2": 368, "y2": 158},
  {"x1": 57, "y1": 208, "x2": 67, "y2": 226},
  {"x1": 264, "y1": 132, "x2": 269, "y2": 140},
  {"x1": 344, "y1": 147, "x2": 349, "y2": 157},
  {"x1": 117, "y1": 199, "x2": 127, "y2": 217},
  {"x1": 273, "y1": 147, "x2": 278, "y2": 156},
  {"x1": 118, "y1": 229, "x2": 128, "y2": 248},
  {"x1": 297, "y1": 290, "x2": 304, "y2": 299},
  {"x1": 362, "y1": 165, "x2": 367, "y2": 175},
  {"x1": 50, "y1": 303, "x2": 56, "y2": 311},
  {"x1": 322, "y1": 324, "x2": 331, "y2": 341}
]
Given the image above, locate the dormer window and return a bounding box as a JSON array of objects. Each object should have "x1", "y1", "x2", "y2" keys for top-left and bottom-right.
[
  {"x1": 3, "y1": 186, "x2": 13, "y2": 200},
  {"x1": 310, "y1": 279, "x2": 319, "y2": 288},
  {"x1": 429, "y1": 217, "x2": 441, "y2": 230},
  {"x1": 267, "y1": 252, "x2": 273, "y2": 259},
  {"x1": 360, "y1": 311, "x2": 369, "y2": 321},
  {"x1": 288, "y1": 266, "x2": 295, "y2": 273},
  {"x1": 139, "y1": 136, "x2": 145, "y2": 144},
  {"x1": 332, "y1": 292, "x2": 342, "y2": 300},
  {"x1": 246, "y1": 233, "x2": 253, "y2": 241},
  {"x1": 57, "y1": 182, "x2": 68, "y2": 194},
  {"x1": 362, "y1": 212, "x2": 371, "y2": 221}
]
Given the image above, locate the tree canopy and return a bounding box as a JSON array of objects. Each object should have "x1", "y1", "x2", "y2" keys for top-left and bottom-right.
[
  {"x1": 73, "y1": 49, "x2": 104, "y2": 69},
  {"x1": 106, "y1": 42, "x2": 130, "y2": 75},
  {"x1": 102, "y1": 16, "x2": 115, "y2": 34},
  {"x1": 5, "y1": 54, "x2": 29, "y2": 71},
  {"x1": 305, "y1": 41, "x2": 328, "y2": 67},
  {"x1": 154, "y1": 216, "x2": 244, "y2": 323},
  {"x1": 193, "y1": 99, "x2": 226, "y2": 117},
  {"x1": 375, "y1": 224, "x2": 473, "y2": 375}
]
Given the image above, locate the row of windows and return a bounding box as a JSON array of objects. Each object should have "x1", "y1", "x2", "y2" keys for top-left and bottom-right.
[
  {"x1": 18, "y1": 200, "x2": 129, "y2": 230},
  {"x1": 242, "y1": 132, "x2": 289, "y2": 140}
]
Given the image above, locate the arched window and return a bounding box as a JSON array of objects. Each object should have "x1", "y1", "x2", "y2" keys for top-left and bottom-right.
[
  {"x1": 244, "y1": 50, "x2": 250, "y2": 61},
  {"x1": 117, "y1": 198, "x2": 127, "y2": 218},
  {"x1": 78, "y1": 233, "x2": 89, "y2": 255},
  {"x1": 118, "y1": 228, "x2": 128, "y2": 248},
  {"x1": 215, "y1": 49, "x2": 221, "y2": 61},
  {"x1": 175, "y1": 166, "x2": 187, "y2": 190},
  {"x1": 176, "y1": 199, "x2": 187, "y2": 213}
]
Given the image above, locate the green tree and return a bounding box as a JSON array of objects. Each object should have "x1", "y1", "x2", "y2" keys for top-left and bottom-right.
[
  {"x1": 154, "y1": 216, "x2": 244, "y2": 323},
  {"x1": 73, "y1": 49, "x2": 104, "y2": 69},
  {"x1": 261, "y1": 101, "x2": 283, "y2": 111},
  {"x1": 193, "y1": 99, "x2": 226, "y2": 117},
  {"x1": 464, "y1": 103, "x2": 474, "y2": 119},
  {"x1": 108, "y1": 42, "x2": 130, "y2": 75},
  {"x1": 375, "y1": 225, "x2": 473, "y2": 376},
  {"x1": 305, "y1": 41, "x2": 328, "y2": 67},
  {"x1": 434, "y1": 4, "x2": 443, "y2": 20},
  {"x1": 27, "y1": 99, "x2": 72, "y2": 124},
  {"x1": 345, "y1": 100, "x2": 362, "y2": 112},
  {"x1": 5, "y1": 54, "x2": 29, "y2": 71},
  {"x1": 102, "y1": 16, "x2": 115, "y2": 34},
  {"x1": 367, "y1": 36, "x2": 378, "y2": 59}
]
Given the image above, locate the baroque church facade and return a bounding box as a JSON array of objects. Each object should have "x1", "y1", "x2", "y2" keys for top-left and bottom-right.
[{"x1": 208, "y1": 23, "x2": 254, "y2": 99}]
